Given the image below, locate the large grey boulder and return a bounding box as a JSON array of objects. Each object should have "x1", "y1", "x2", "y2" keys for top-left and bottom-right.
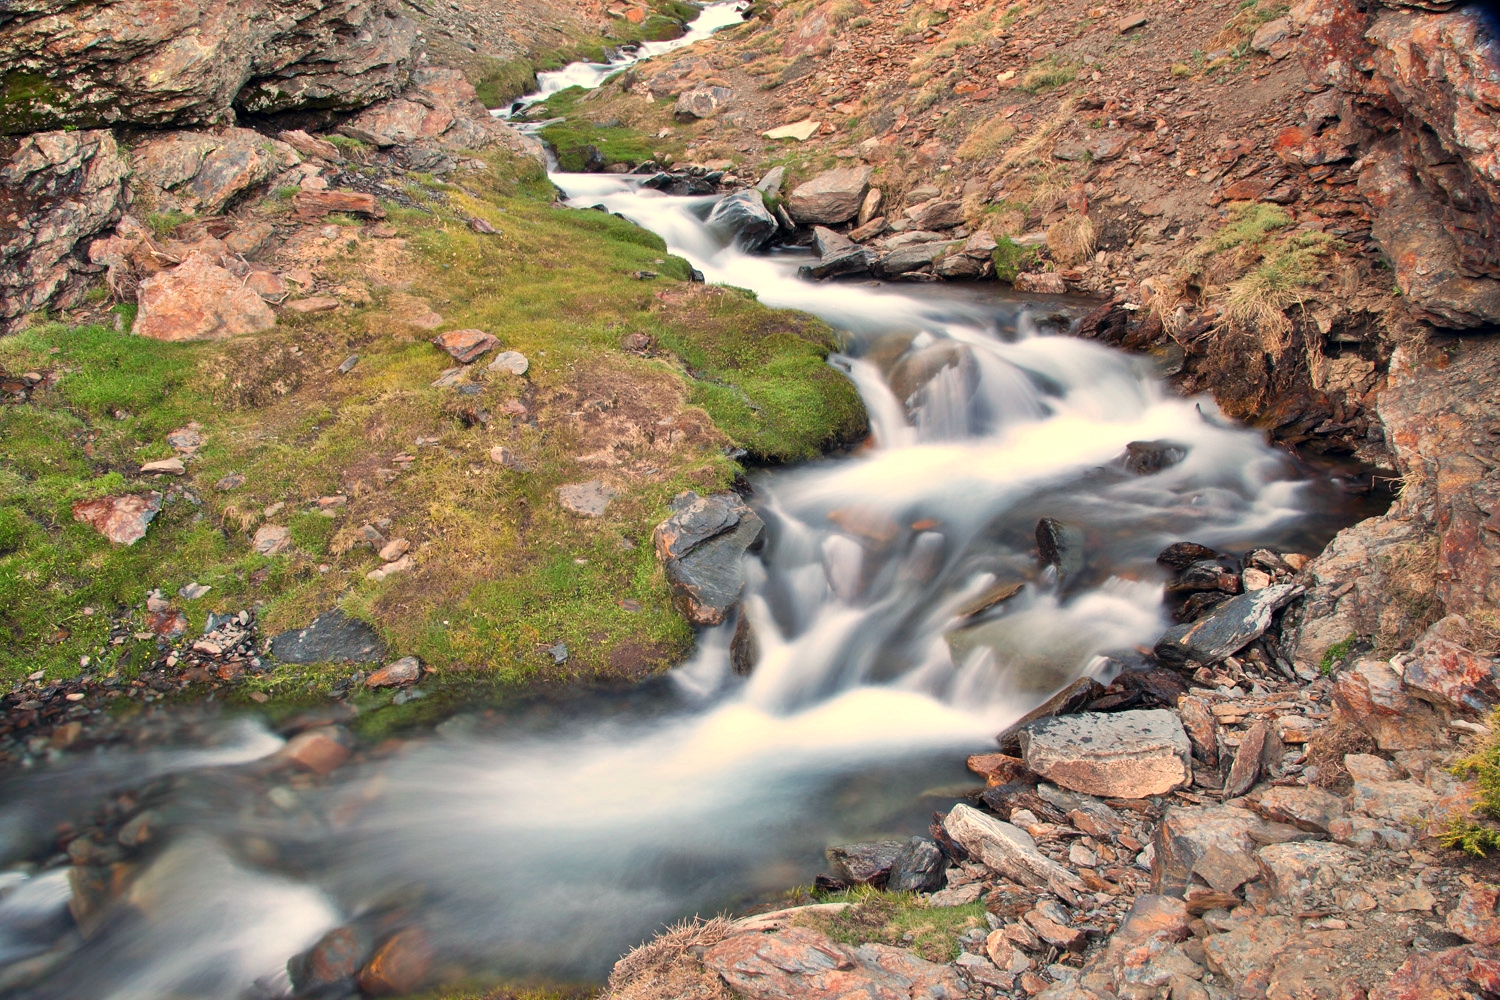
[
  {"x1": 1154, "y1": 584, "x2": 1301, "y2": 665},
  {"x1": 707, "y1": 189, "x2": 778, "y2": 251},
  {"x1": 786, "y1": 165, "x2": 873, "y2": 225},
  {"x1": 674, "y1": 86, "x2": 734, "y2": 119},
  {"x1": 1, "y1": 130, "x2": 128, "y2": 331},
  {"x1": 1018, "y1": 709, "x2": 1192, "y2": 799},
  {"x1": 653, "y1": 493, "x2": 765, "y2": 626}
]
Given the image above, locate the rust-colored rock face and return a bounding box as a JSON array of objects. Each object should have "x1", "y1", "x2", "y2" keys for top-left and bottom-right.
[
  {"x1": 134, "y1": 252, "x2": 277, "y2": 342},
  {"x1": 0, "y1": 0, "x2": 419, "y2": 132}
]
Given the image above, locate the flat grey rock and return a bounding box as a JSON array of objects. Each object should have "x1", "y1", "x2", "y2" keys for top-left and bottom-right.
[
  {"x1": 270, "y1": 610, "x2": 385, "y2": 664},
  {"x1": 1019, "y1": 709, "x2": 1192, "y2": 799}
]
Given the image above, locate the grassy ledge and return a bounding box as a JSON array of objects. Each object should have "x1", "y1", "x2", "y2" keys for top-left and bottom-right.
[{"x1": 0, "y1": 144, "x2": 865, "y2": 696}]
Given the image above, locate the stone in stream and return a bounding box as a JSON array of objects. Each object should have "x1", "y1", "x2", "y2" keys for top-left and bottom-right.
[
  {"x1": 1018, "y1": 709, "x2": 1191, "y2": 799},
  {"x1": 995, "y1": 676, "x2": 1106, "y2": 754},
  {"x1": 357, "y1": 927, "x2": 433, "y2": 996},
  {"x1": 886, "y1": 837, "x2": 947, "y2": 893},
  {"x1": 289, "y1": 925, "x2": 370, "y2": 996},
  {"x1": 270, "y1": 610, "x2": 386, "y2": 664},
  {"x1": 798, "y1": 242, "x2": 872, "y2": 280},
  {"x1": 280, "y1": 726, "x2": 352, "y2": 775},
  {"x1": 826, "y1": 841, "x2": 906, "y2": 886},
  {"x1": 707, "y1": 189, "x2": 778, "y2": 251},
  {"x1": 702, "y1": 926, "x2": 967, "y2": 1000},
  {"x1": 1156, "y1": 541, "x2": 1220, "y2": 570},
  {"x1": 786, "y1": 165, "x2": 873, "y2": 225},
  {"x1": 941, "y1": 803, "x2": 1083, "y2": 891},
  {"x1": 1122, "y1": 440, "x2": 1187, "y2": 475},
  {"x1": 653, "y1": 492, "x2": 765, "y2": 626},
  {"x1": 1036, "y1": 517, "x2": 1085, "y2": 588},
  {"x1": 71, "y1": 492, "x2": 162, "y2": 545},
  {"x1": 1153, "y1": 583, "x2": 1301, "y2": 665}
]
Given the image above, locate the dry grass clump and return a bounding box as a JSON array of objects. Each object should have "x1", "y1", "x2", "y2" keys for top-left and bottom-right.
[
  {"x1": 1000, "y1": 100, "x2": 1077, "y2": 168},
  {"x1": 957, "y1": 117, "x2": 1018, "y2": 161},
  {"x1": 602, "y1": 916, "x2": 736, "y2": 1000},
  {"x1": 1305, "y1": 722, "x2": 1376, "y2": 792},
  {"x1": 1046, "y1": 214, "x2": 1096, "y2": 266}
]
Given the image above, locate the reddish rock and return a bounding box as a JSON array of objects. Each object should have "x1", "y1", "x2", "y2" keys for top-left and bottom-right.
[
  {"x1": 1254, "y1": 785, "x2": 1344, "y2": 833},
  {"x1": 1402, "y1": 616, "x2": 1500, "y2": 712},
  {"x1": 280, "y1": 727, "x2": 351, "y2": 776},
  {"x1": 1222, "y1": 719, "x2": 1276, "y2": 799},
  {"x1": 1449, "y1": 886, "x2": 1500, "y2": 946},
  {"x1": 130, "y1": 128, "x2": 296, "y2": 214},
  {"x1": 245, "y1": 271, "x2": 288, "y2": 300},
  {"x1": 72, "y1": 493, "x2": 163, "y2": 545},
  {"x1": 366, "y1": 656, "x2": 421, "y2": 688},
  {"x1": 967, "y1": 752, "x2": 1031, "y2": 786},
  {"x1": 702, "y1": 926, "x2": 967, "y2": 1000},
  {"x1": 1013, "y1": 272, "x2": 1067, "y2": 294},
  {"x1": 356, "y1": 928, "x2": 433, "y2": 996},
  {"x1": 285, "y1": 296, "x2": 340, "y2": 314},
  {"x1": 1369, "y1": 944, "x2": 1500, "y2": 1000},
  {"x1": 1333, "y1": 658, "x2": 1442, "y2": 750},
  {"x1": 290, "y1": 925, "x2": 367, "y2": 994},
  {"x1": 278, "y1": 129, "x2": 344, "y2": 163},
  {"x1": 292, "y1": 190, "x2": 385, "y2": 219},
  {"x1": 135, "y1": 253, "x2": 277, "y2": 341},
  {"x1": 433, "y1": 329, "x2": 498, "y2": 363}
]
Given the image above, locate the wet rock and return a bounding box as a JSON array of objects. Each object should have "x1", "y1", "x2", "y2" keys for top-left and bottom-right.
[
  {"x1": 705, "y1": 927, "x2": 967, "y2": 1000},
  {"x1": 731, "y1": 612, "x2": 757, "y2": 676},
  {"x1": 708, "y1": 189, "x2": 778, "y2": 251},
  {"x1": 280, "y1": 726, "x2": 352, "y2": 776},
  {"x1": 432, "y1": 329, "x2": 498, "y2": 363},
  {"x1": 887, "y1": 837, "x2": 947, "y2": 893},
  {"x1": 874, "y1": 241, "x2": 953, "y2": 276},
  {"x1": 653, "y1": 493, "x2": 765, "y2": 626},
  {"x1": 2, "y1": 130, "x2": 129, "y2": 330},
  {"x1": 1156, "y1": 542, "x2": 1220, "y2": 571},
  {"x1": 269, "y1": 610, "x2": 386, "y2": 664},
  {"x1": 1036, "y1": 517, "x2": 1085, "y2": 588},
  {"x1": 799, "y1": 242, "x2": 872, "y2": 279},
  {"x1": 366, "y1": 656, "x2": 420, "y2": 688},
  {"x1": 941, "y1": 803, "x2": 1083, "y2": 891},
  {"x1": 130, "y1": 129, "x2": 295, "y2": 214},
  {"x1": 558, "y1": 479, "x2": 619, "y2": 517},
  {"x1": 71, "y1": 492, "x2": 162, "y2": 546},
  {"x1": 786, "y1": 165, "x2": 873, "y2": 225},
  {"x1": 1370, "y1": 944, "x2": 1500, "y2": 1000},
  {"x1": 1333, "y1": 658, "x2": 1443, "y2": 750},
  {"x1": 827, "y1": 841, "x2": 905, "y2": 886},
  {"x1": 289, "y1": 925, "x2": 369, "y2": 996},
  {"x1": 1019, "y1": 709, "x2": 1192, "y2": 799},
  {"x1": 674, "y1": 86, "x2": 734, "y2": 119},
  {"x1": 357, "y1": 927, "x2": 433, "y2": 996},
  {"x1": 1253, "y1": 786, "x2": 1344, "y2": 833},
  {"x1": 1154, "y1": 584, "x2": 1300, "y2": 666},
  {"x1": 134, "y1": 252, "x2": 277, "y2": 342},
  {"x1": 1401, "y1": 616, "x2": 1500, "y2": 712},
  {"x1": 1122, "y1": 440, "x2": 1187, "y2": 476},
  {"x1": 1448, "y1": 886, "x2": 1500, "y2": 946},
  {"x1": 996, "y1": 677, "x2": 1106, "y2": 754},
  {"x1": 888, "y1": 340, "x2": 976, "y2": 404}
]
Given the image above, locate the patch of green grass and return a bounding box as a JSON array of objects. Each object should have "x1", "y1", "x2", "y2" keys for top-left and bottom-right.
[
  {"x1": 1021, "y1": 58, "x2": 1078, "y2": 94},
  {"x1": 991, "y1": 236, "x2": 1037, "y2": 283},
  {"x1": 0, "y1": 72, "x2": 68, "y2": 134},
  {"x1": 797, "y1": 888, "x2": 988, "y2": 963},
  {"x1": 1318, "y1": 634, "x2": 1358, "y2": 676},
  {"x1": 146, "y1": 210, "x2": 193, "y2": 240},
  {"x1": 1445, "y1": 707, "x2": 1500, "y2": 856}
]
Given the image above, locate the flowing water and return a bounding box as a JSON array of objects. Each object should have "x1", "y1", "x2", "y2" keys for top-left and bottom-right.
[{"x1": 0, "y1": 7, "x2": 1378, "y2": 998}]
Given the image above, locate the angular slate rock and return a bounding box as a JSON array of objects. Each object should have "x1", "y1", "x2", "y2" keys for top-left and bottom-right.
[
  {"x1": 707, "y1": 189, "x2": 778, "y2": 251},
  {"x1": 270, "y1": 610, "x2": 386, "y2": 664},
  {"x1": 1154, "y1": 584, "x2": 1300, "y2": 665},
  {"x1": 887, "y1": 836, "x2": 948, "y2": 893},
  {"x1": 1019, "y1": 709, "x2": 1192, "y2": 799},
  {"x1": 827, "y1": 840, "x2": 906, "y2": 886},
  {"x1": 653, "y1": 493, "x2": 765, "y2": 626}
]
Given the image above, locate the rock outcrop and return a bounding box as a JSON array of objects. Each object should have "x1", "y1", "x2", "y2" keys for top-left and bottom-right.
[
  {"x1": 1, "y1": 130, "x2": 128, "y2": 330},
  {"x1": 0, "y1": 0, "x2": 419, "y2": 132}
]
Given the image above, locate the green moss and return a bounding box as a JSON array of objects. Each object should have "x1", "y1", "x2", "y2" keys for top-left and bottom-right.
[
  {"x1": 1318, "y1": 634, "x2": 1358, "y2": 676},
  {"x1": 147, "y1": 210, "x2": 193, "y2": 240},
  {"x1": 797, "y1": 888, "x2": 988, "y2": 963},
  {"x1": 0, "y1": 72, "x2": 68, "y2": 135},
  {"x1": 991, "y1": 236, "x2": 1037, "y2": 283},
  {"x1": 536, "y1": 87, "x2": 660, "y2": 172}
]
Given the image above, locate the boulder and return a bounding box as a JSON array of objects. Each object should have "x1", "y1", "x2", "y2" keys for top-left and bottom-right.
[
  {"x1": 756, "y1": 166, "x2": 786, "y2": 197},
  {"x1": 1254, "y1": 785, "x2": 1344, "y2": 833},
  {"x1": 0, "y1": 0, "x2": 418, "y2": 130},
  {"x1": 826, "y1": 841, "x2": 905, "y2": 886},
  {"x1": 674, "y1": 86, "x2": 734, "y2": 118},
  {"x1": 357, "y1": 928, "x2": 433, "y2": 996},
  {"x1": 702, "y1": 927, "x2": 968, "y2": 1000},
  {"x1": 289, "y1": 925, "x2": 369, "y2": 996},
  {"x1": 1, "y1": 130, "x2": 129, "y2": 331},
  {"x1": 1122, "y1": 440, "x2": 1187, "y2": 475},
  {"x1": 941, "y1": 803, "x2": 1083, "y2": 890},
  {"x1": 653, "y1": 493, "x2": 766, "y2": 626},
  {"x1": 1370, "y1": 945, "x2": 1500, "y2": 1000},
  {"x1": 1018, "y1": 710, "x2": 1192, "y2": 799},
  {"x1": 800, "y1": 243, "x2": 873, "y2": 279},
  {"x1": 1036, "y1": 517, "x2": 1085, "y2": 588},
  {"x1": 787, "y1": 165, "x2": 873, "y2": 225},
  {"x1": 996, "y1": 676, "x2": 1106, "y2": 754},
  {"x1": 269, "y1": 610, "x2": 386, "y2": 664},
  {"x1": 1149, "y1": 804, "x2": 1262, "y2": 896},
  {"x1": 1154, "y1": 584, "x2": 1300, "y2": 665},
  {"x1": 1333, "y1": 658, "x2": 1443, "y2": 750},
  {"x1": 129, "y1": 128, "x2": 296, "y2": 214},
  {"x1": 1256, "y1": 841, "x2": 1361, "y2": 899},
  {"x1": 338, "y1": 69, "x2": 544, "y2": 163},
  {"x1": 1401, "y1": 616, "x2": 1500, "y2": 712},
  {"x1": 71, "y1": 492, "x2": 162, "y2": 546},
  {"x1": 134, "y1": 253, "x2": 277, "y2": 342},
  {"x1": 1448, "y1": 886, "x2": 1500, "y2": 946},
  {"x1": 1250, "y1": 16, "x2": 1292, "y2": 54},
  {"x1": 887, "y1": 837, "x2": 947, "y2": 893},
  {"x1": 874, "y1": 242, "x2": 954, "y2": 276},
  {"x1": 707, "y1": 189, "x2": 778, "y2": 251},
  {"x1": 904, "y1": 199, "x2": 964, "y2": 230},
  {"x1": 280, "y1": 726, "x2": 353, "y2": 775}
]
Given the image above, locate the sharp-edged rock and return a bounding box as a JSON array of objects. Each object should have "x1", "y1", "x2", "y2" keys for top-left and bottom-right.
[
  {"x1": 71, "y1": 492, "x2": 162, "y2": 546},
  {"x1": 653, "y1": 492, "x2": 765, "y2": 626},
  {"x1": 269, "y1": 610, "x2": 386, "y2": 664},
  {"x1": 707, "y1": 189, "x2": 778, "y2": 251},
  {"x1": 1154, "y1": 584, "x2": 1300, "y2": 665},
  {"x1": 134, "y1": 252, "x2": 277, "y2": 342},
  {"x1": 786, "y1": 165, "x2": 873, "y2": 225},
  {"x1": 1018, "y1": 709, "x2": 1192, "y2": 799},
  {"x1": 702, "y1": 926, "x2": 967, "y2": 1000},
  {"x1": 941, "y1": 803, "x2": 1084, "y2": 891}
]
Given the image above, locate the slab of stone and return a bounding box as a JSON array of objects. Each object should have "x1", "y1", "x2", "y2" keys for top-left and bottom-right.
[
  {"x1": 764, "y1": 120, "x2": 821, "y2": 142},
  {"x1": 702, "y1": 926, "x2": 967, "y2": 1000},
  {"x1": 1154, "y1": 584, "x2": 1300, "y2": 665},
  {"x1": 996, "y1": 677, "x2": 1106, "y2": 754},
  {"x1": 1448, "y1": 886, "x2": 1500, "y2": 946},
  {"x1": 1018, "y1": 709, "x2": 1191, "y2": 799},
  {"x1": 252, "y1": 524, "x2": 291, "y2": 555},
  {"x1": 787, "y1": 165, "x2": 873, "y2": 225},
  {"x1": 941, "y1": 803, "x2": 1083, "y2": 891},
  {"x1": 1255, "y1": 841, "x2": 1361, "y2": 899},
  {"x1": 1254, "y1": 785, "x2": 1344, "y2": 833},
  {"x1": 433, "y1": 329, "x2": 497, "y2": 364},
  {"x1": 653, "y1": 493, "x2": 765, "y2": 626},
  {"x1": 71, "y1": 492, "x2": 162, "y2": 545},
  {"x1": 270, "y1": 610, "x2": 386, "y2": 664},
  {"x1": 135, "y1": 252, "x2": 277, "y2": 341},
  {"x1": 558, "y1": 479, "x2": 619, "y2": 517}
]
